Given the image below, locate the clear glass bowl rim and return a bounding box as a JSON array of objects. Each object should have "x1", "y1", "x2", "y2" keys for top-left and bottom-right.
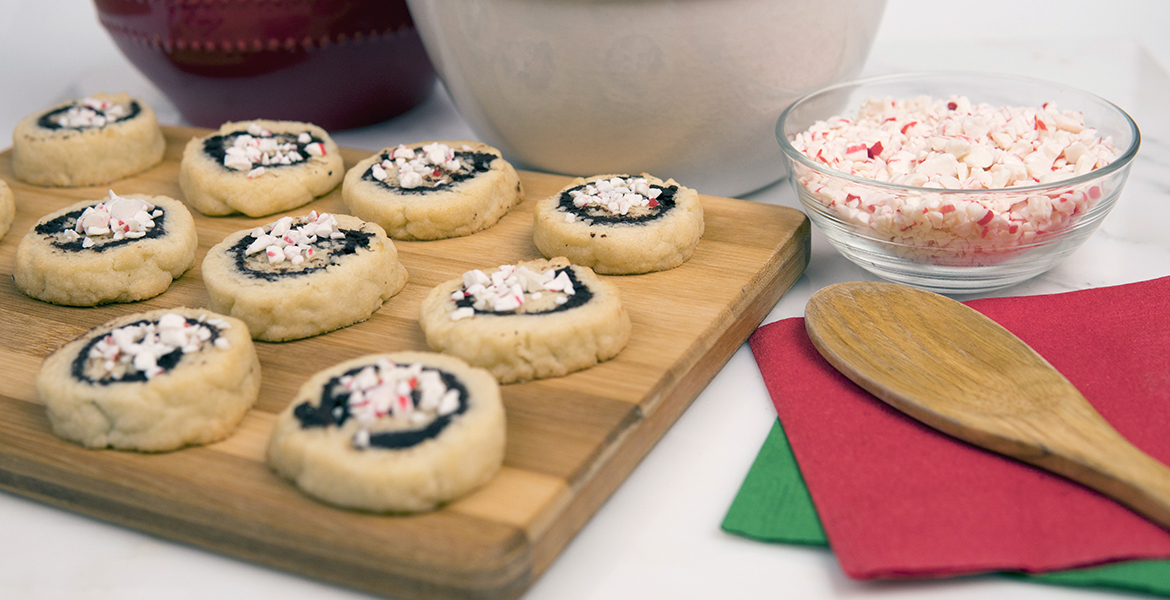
[{"x1": 775, "y1": 70, "x2": 1141, "y2": 196}]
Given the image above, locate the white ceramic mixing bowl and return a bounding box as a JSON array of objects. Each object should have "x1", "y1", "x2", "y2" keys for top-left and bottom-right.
[{"x1": 406, "y1": 0, "x2": 886, "y2": 197}]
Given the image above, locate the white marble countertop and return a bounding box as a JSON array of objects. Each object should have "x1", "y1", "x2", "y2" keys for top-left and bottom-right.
[{"x1": 2, "y1": 1, "x2": 1169, "y2": 598}]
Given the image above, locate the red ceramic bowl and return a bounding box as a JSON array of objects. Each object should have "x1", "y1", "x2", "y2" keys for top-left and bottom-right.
[{"x1": 95, "y1": 0, "x2": 436, "y2": 130}]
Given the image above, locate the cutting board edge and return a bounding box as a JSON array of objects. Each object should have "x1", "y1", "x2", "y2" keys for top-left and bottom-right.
[
  {"x1": 0, "y1": 449, "x2": 536, "y2": 600},
  {"x1": 528, "y1": 218, "x2": 811, "y2": 578}
]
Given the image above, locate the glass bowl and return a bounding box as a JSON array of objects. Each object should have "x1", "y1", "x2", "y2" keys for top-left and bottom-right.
[{"x1": 777, "y1": 72, "x2": 1140, "y2": 294}]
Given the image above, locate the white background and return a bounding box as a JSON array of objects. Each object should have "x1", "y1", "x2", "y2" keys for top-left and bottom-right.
[{"x1": 1, "y1": 1, "x2": 1169, "y2": 599}]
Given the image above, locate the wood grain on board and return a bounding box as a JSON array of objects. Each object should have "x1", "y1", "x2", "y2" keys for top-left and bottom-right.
[{"x1": 0, "y1": 126, "x2": 809, "y2": 600}]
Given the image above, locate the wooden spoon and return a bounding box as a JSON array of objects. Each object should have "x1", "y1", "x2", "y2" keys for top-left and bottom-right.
[{"x1": 804, "y1": 280, "x2": 1170, "y2": 530}]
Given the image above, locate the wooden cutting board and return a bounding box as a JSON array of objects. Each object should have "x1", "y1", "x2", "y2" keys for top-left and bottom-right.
[{"x1": 0, "y1": 126, "x2": 809, "y2": 600}]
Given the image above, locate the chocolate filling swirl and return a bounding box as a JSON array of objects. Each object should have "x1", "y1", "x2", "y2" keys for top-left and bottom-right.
[
  {"x1": 201, "y1": 130, "x2": 324, "y2": 170},
  {"x1": 38, "y1": 101, "x2": 142, "y2": 131},
  {"x1": 454, "y1": 266, "x2": 593, "y2": 316},
  {"x1": 35, "y1": 206, "x2": 168, "y2": 253},
  {"x1": 229, "y1": 227, "x2": 374, "y2": 281},
  {"x1": 71, "y1": 317, "x2": 224, "y2": 385}
]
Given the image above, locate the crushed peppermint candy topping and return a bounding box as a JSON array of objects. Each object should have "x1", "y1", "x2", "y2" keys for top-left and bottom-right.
[
  {"x1": 59, "y1": 190, "x2": 164, "y2": 248},
  {"x1": 370, "y1": 142, "x2": 473, "y2": 189},
  {"x1": 788, "y1": 95, "x2": 1124, "y2": 261},
  {"x1": 339, "y1": 359, "x2": 462, "y2": 449},
  {"x1": 244, "y1": 211, "x2": 345, "y2": 265},
  {"x1": 222, "y1": 123, "x2": 324, "y2": 178},
  {"x1": 52, "y1": 97, "x2": 129, "y2": 129},
  {"x1": 563, "y1": 176, "x2": 663, "y2": 223},
  {"x1": 449, "y1": 264, "x2": 575, "y2": 320},
  {"x1": 85, "y1": 313, "x2": 231, "y2": 381},
  {"x1": 791, "y1": 95, "x2": 1120, "y2": 189}
]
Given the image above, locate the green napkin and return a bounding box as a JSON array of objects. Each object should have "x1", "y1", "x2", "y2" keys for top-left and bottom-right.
[{"x1": 722, "y1": 419, "x2": 1170, "y2": 597}]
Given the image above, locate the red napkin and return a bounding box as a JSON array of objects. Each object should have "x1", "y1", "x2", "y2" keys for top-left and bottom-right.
[{"x1": 749, "y1": 276, "x2": 1170, "y2": 579}]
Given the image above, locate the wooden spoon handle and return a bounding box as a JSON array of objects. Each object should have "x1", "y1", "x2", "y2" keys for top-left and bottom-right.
[{"x1": 1029, "y1": 405, "x2": 1170, "y2": 530}]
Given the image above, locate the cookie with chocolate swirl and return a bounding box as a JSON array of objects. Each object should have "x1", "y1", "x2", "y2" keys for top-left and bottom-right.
[
  {"x1": 267, "y1": 351, "x2": 505, "y2": 513},
  {"x1": 532, "y1": 173, "x2": 704, "y2": 274},
  {"x1": 201, "y1": 211, "x2": 408, "y2": 341},
  {"x1": 14, "y1": 191, "x2": 197, "y2": 306},
  {"x1": 0, "y1": 180, "x2": 14, "y2": 242},
  {"x1": 341, "y1": 140, "x2": 523, "y2": 240},
  {"x1": 38, "y1": 307, "x2": 259, "y2": 452},
  {"x1": 12, "y1": 92, "x2": 165, "y2": 187},
  {"x1": 419, "y1": 257, "x2": 630, "y2": 383},
  {"x1": 179, "y1": 119, "x2": 343, "y2": 217}
]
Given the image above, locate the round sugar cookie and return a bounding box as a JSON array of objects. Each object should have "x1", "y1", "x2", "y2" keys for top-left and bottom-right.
[
  {"x1": 202, "y1": 211, "x2": 408, "y2": 342},
  {"x1": 341, "y1": 140, "x2": 523, "y2": 240},
  {"x1": 532, "y1": 173, "x2": 704, "y2": 274},
  {"x1": 38, "y1": 307, "x2": 260, "y2": 452},
  {"x1": 14, "y1": 191, "x2": 197, "y2": 306},
  {"x1": 11, "y1": 92, "x2": 166, "y2": 187},
  {"x1": 0, "y1": 179, "x2": 14, "y2": 241},
  {"x1": 267, "y1": 351, "x2": 505, "y2": 513},
  {"x1": 179, "y1": 120, "x2": 343, "y2": 217},
  {"x1": 419, "y1": 257, "x2": 631, "y2": 383}
]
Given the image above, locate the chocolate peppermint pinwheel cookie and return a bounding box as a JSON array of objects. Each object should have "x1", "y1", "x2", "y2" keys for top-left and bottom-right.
[
  {"x1": 267, "y1": 351, "x2": 505, "y2": 513},
  {"x1": 14, "y1": 191, "x2": 198, "y2": 306},
  {"x1": 532, "y1": 173, "x2": 704, "y2": 274},
  {"x1": 341, "y1": 140, "x2": 523, "y2": 240},
  {"x1": 201, "y1": 211, "x2": 408, "y2": 341},
  {"x1": 0, "y1": 180, "x2": 14, "y2": 241},
  {"x1": 11, "y1": 93, "x2": 166, "y2": 187},
  {"x1": 179, "y1": 120, "x2": 343, "y2": 217},
  {"x1": 419, "y1": 257, "x2": 630, "y2": 383},
  {"x1": 38, "y1": 307, "x2": 260, "y2": 452}
]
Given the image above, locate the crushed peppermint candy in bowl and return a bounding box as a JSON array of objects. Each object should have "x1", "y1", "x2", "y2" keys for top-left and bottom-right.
[{"x1": 777, "y1": 72, "x2": 1139, "y2": 294}]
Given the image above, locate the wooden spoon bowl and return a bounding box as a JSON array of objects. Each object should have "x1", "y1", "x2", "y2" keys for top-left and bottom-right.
[{"x1": 804, "y1": 280, "x2": 1170, "y2": 530}]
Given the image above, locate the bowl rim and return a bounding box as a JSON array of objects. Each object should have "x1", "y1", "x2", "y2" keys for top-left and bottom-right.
[{"x1": 776, "y1": 70, "x2": 1141, "y2": 195}]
